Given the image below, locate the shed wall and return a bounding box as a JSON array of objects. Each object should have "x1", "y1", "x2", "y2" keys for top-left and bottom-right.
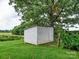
[
  {"x1": 24, "y1": 27, "x2": 37, "y2": 45},
  {"x1": 37, "y1": 27, "x2": 53, "y2": 44}
]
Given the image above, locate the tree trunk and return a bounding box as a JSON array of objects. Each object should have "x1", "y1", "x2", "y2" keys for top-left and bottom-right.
[{"x1": 57, "y1": 33, "x2": 60, "y2": 47}]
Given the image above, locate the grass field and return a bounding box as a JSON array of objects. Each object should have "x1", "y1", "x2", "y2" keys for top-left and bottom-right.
[
  {"x1": 0, "y1": 40, "x2": 79, "y2": 59},
  {"x1": 0, "y1": 32, "x2": 12, "y2": 35}
]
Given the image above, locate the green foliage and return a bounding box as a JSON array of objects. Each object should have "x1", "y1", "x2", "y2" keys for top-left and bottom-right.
[
  {"x1": 10, "y1": 0, "x2": 79, "y2": 37},
  {"x1": 12, "y1": 26, "x2": 24, "y2": 35},
  {"x1": 0, "y1": 35, "x2": 23, "y2": 41},
  {"x1": 12, "y1": 22, "x2": 34, "y2": 35},
  {"x1": 9, "y1": 0, "x2": 79, "y2": 27},
  {"x1": 61, "y1": 31, "x2": 79, "y2": 51}
]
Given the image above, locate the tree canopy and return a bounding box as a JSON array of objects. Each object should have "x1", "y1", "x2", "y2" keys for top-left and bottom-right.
[{"x1": 9, "y1": 0, "x2": 79, "y2": 28}]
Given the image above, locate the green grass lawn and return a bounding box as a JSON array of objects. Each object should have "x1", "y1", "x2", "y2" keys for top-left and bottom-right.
[{"x1": 0, "y1": 40, "x2": 79, "y2": 59}]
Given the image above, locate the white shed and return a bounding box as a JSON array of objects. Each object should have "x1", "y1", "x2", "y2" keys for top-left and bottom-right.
[{"x1": 24, "y1": 26, "x2": 54, "y2": 45}]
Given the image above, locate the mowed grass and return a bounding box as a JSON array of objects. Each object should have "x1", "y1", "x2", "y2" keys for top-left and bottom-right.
[
  {"x1": 0, "y1": 40, "x2": 79, "y2": 59},
  {"x1": 0, "y1": 32, "x2": 12, "y2": 35}
]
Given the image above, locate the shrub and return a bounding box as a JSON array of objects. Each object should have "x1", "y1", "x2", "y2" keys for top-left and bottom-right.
[{"x1": 61, "y1": 31, "x2": 79, "y2": 51}]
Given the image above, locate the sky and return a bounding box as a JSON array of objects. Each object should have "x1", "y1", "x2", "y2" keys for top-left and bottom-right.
[{"x1": 0, "y1": 0, "x2": 21, "y2": 30}]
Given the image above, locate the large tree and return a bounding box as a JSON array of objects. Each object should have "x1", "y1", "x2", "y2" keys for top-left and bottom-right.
[{"x1": 9, "y1": 0, "x2": 79, "y2": 46}]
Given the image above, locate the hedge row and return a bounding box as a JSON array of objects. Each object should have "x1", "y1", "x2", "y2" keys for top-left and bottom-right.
[{"x1": 0, "y1": 35, "x2": 23, "y2": 41}]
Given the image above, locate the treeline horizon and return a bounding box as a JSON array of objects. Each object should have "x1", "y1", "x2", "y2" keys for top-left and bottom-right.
[{"x1": 0, "y1": 30, "x2": 11, "y2": 32}]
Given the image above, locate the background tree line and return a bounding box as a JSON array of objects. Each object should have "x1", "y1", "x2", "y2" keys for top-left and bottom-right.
[{"x1": 0, "y1": 30, "x2": 10, "y2": 32}]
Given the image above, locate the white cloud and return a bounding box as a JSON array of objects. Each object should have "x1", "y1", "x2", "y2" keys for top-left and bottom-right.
[
  {"x1": 0, "y1": 0, "x2": 21, "y2": 30},
  {"x1": 69, "y1": 24, "x2": 79, "y2": 31}
]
